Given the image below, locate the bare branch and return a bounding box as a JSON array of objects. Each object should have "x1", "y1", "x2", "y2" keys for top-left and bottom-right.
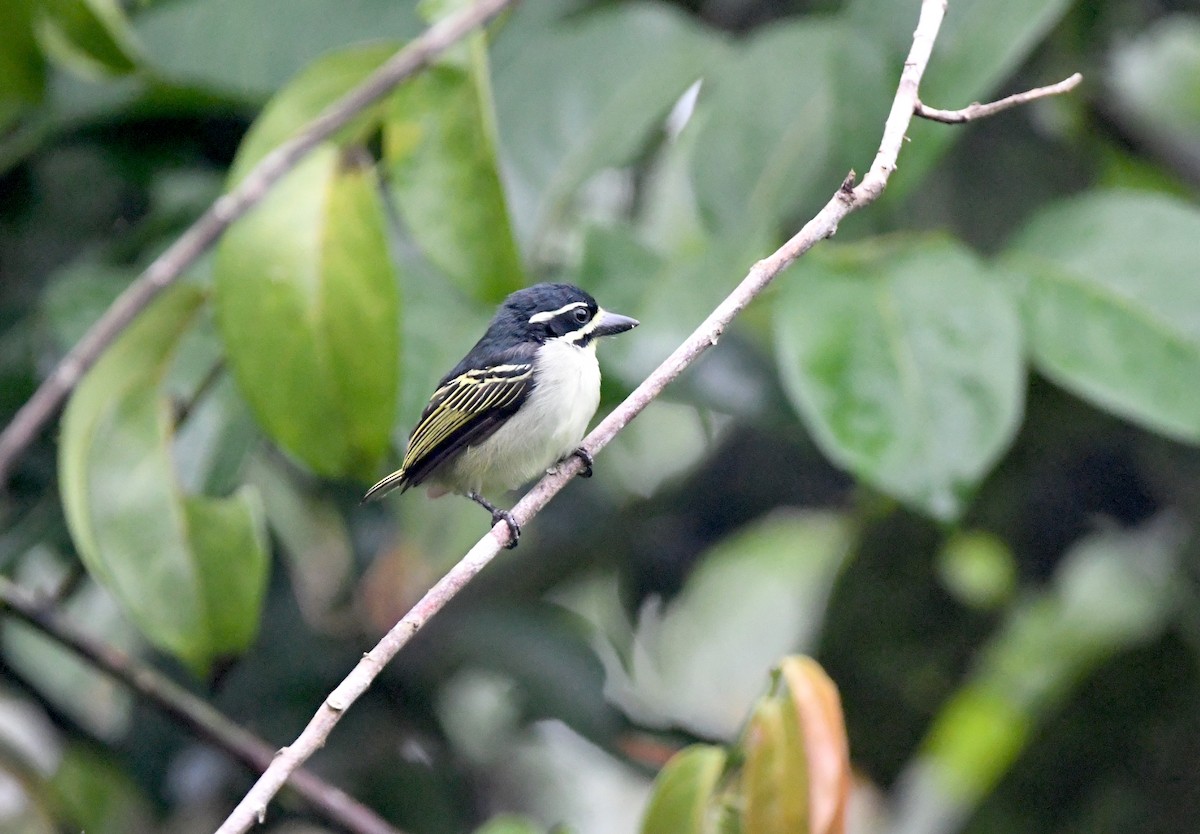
[
  {"x1": 915, "y1": 72, "x2": 1083, "y2": 124},
  {"x1": 0, "y1": 577, "x2": 403, "y2": 834},
  {"x1": 0, "y1": 0, "x2": 518, "y2": 487}
]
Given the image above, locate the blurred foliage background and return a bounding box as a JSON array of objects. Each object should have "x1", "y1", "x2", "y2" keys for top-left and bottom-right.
[{"x1": 2, "y1": 0, "x2": 1200, "y2": 831}]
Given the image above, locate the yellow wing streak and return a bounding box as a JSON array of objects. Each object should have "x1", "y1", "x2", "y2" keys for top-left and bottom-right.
[{"x1": 400, "y1": 365, "x2": 532, "y2": 471}]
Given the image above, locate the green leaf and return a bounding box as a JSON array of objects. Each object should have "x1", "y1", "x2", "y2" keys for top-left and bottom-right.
[
  {"x1": 472, "y1": 816, "x2": 545, "y2": 834},
  {"x1": 134, "y1": 0, "x2": 421, "y2": 101},
  {"x1": 920, "y1": 686, "x2": 1033, "y2": 804},
  {"x1": 689, "y1": 20, "x2": 885, "y2": 235},
  {"x1": 492, "y1": 2, "x2": 723, "y2": 246},
  {"x1": 1005, "y1": 190, "x2": 1200, "y2": 442},
  {"x1": 228, "y1": 43, "x2": 400, "y2": 179},
  {"x1": 384, "y1": 59, "x2": 524, "y2": 302},
  {"x1": 936, "y1": 531, "x2": 1017, "y2": 611},
  {"x1": 845, "y1": 0, "x2": 1074, "y2": 202},
  {"x1": 50, "y1": 745, "x2": 155, "y2": 834},
  {"x1": 741, "y1": 697, "x2": 809, "y2": 834},
  {"x1": 34, "y1": 0, "x2": 139, "y2": 79},
  {"x1": 0, "y1": 0, "x2": 46, "y2": 129},
  {"x1": 604, "y1": 513, "x2": 853, "y2": 738},
  {"x1": 42, "y1": 259, "x2": 132, "y2": 350},
  {"x1": 51, "y1": 745, "x2": 155, "y2": 834},
  {"x1": 59, "y1": 286, "x2": 269, "y2": 673},
  {"x1": 244, "y1": 452, "x2": 354, "y2": 627},
  {"x1": 217, "y1": 45, "x2": 401, "y2": 482},
  {"x1": 216, "y1": 146, "x2": 399, "y2": 480},
  {"x1": 395, "y1": 258, "x2": 492, "y2": 454},
  {"x1": 640, "y1": 745, "x2": 727, "y2": 834},
  {"x1": 1109, "y1": 14, "x2": 1200, "y2": 141},
  {"x1": 775, "y1": 237, "x2": 1024, "y2": 520},
  {"x1": 575, "y1": 224, "x2": 665, "y2": 323},
  {"x1": 912, "y1": 518, "x2": 1181, "y2": 811},
  {"x1": 606, "y1": 229, "x2": 769, "y2": 384}
]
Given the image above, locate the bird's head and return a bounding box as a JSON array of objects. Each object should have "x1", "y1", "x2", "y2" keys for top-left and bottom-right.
[{"x1": 494, "y1": 283, "x2": 639, "y2": 347}]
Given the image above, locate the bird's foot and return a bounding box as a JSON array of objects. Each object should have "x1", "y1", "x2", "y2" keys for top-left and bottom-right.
[
  {"x1": 492, "y1": 508, "x2": 520, "y2": 549},
  {"x1": 569, "y1": 447, "x2": 594, "y2": 478},
  {"x1": 468, "y1": 491, "x2": 520, "y2": 549}
]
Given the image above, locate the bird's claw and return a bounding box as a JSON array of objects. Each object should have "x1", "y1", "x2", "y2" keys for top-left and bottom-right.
[
  {"x1": 492, "y1": 509, "x2": 520, "y2": 549},
  {"x1": 570, "y1": 447, "x2": 594, "y2": 478},
  {"x1": 468, "y1": 491, "x2": 521, "y2": 548}
]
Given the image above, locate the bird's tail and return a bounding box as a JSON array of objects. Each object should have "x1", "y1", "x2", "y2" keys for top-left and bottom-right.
[{"x1": 362, "y1": 468, "x2": 409, "y2": 503}]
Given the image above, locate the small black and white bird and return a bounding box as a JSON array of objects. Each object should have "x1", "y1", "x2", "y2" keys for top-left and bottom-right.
[{"x1": 364, "y1": 283, "x2": 638, "y2": 547}]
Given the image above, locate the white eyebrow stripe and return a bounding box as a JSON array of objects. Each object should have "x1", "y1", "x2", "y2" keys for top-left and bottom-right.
[{"x1": 529, "y1": 301, "x2": 588, "y2": 324}]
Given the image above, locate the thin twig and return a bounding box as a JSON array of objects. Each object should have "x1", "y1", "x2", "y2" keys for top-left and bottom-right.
[
  {"x1": 915, "y1": 72, "x2": 1083, "y2": 124},
  {"x1": 215, "y1": 1, "x2": 1078, "y2": 831},
  {"x1": 0, "y1": 0, "x2": 518, "y2": 487},
  {"x1": 0, "y1": 577, "x2": 403, "y2": 834}
]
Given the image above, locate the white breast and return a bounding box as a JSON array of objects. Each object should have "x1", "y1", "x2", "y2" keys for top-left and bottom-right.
[{"x1": 442, "y1": 340, "x2": 602, "y2": 495}]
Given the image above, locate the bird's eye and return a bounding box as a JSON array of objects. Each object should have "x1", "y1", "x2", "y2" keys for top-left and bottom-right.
[{"x1": 573, "y1": 308, "x2": 591, "y2": 324}]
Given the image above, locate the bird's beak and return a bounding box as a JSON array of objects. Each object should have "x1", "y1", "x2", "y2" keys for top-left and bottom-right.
[{"x1": 591, "y1": 308, "x2": 639, "y2": 338}]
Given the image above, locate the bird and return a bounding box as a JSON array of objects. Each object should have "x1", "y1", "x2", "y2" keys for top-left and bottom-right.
[{"x1": 363, "y1": 283, "x2": 639, "y2": 547}]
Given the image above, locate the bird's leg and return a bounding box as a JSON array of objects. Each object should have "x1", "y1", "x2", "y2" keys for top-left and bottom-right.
[
  {"x1": 569, "y1": 447, "x2": 594, "y2": 478},
  {"x1": 467, "y1": 491, "x2": 520, "y2": 549}
]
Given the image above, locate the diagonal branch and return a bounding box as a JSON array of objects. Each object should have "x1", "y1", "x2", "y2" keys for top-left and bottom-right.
[
  {"x1": 214, "y1": 0, "x2": 1080, "y2": 831},
  {"x1": 0, "y1": 577, "x2": 403, "y2": 834},
  {"x1": 0, "y1": 0, "x2": 518, "y2": 487},
  {"x1": 915, "y1": 72, "x2": 1083, "y2": 124}
]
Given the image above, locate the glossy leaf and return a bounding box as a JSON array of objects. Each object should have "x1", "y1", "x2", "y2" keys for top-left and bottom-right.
[
  {"x1": 171, "y1": 375, "x2": 260, "y2": 497},
  {"x1": 492, "y1": 2, "x2": 722, "y2": 245},
  {"x1": 640, "y1": 744, "x2": 726, "y2": 834},
  {"x1": 134, "y1": 0, "x2": 421, "y2": 100},
  {"x1": 1006, "y1": 190, "x2": 1200, "y2": 442},
  {"x1": 385, "y1": 60, "x2": 524, "y2": 301},
  {"x1": 780, "y1": 657, "x2": 850, "y2": 834},
  {"x1": 775, "y1": 237, "x2": 1024, "y2": 520},
  {"x1": 59, "y1": 286, "x2": 269, "y2": 673},
  {"x1": 34, "y1": 0, "x2": 139, "y2": 79},
  {"x1": 846, "y1": 0, "x2": 1074, "y2": 202},
  {"x1": 216, "y1": 146, "x2": 398, "y2": 480},
  {"x1": 689, "y1": 20, "x2": 886, "y2": 234},
  {"x1": 741, "y1": 696, "x2": 809, "y2": 834},
  {"x1": 228, "y1": 43, "x2": 399, "y2": 179}
]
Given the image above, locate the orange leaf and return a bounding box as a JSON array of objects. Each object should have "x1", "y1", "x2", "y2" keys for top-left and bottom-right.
[{"x1": 780, "y1": 656, "x2": 851, "y2": 834}]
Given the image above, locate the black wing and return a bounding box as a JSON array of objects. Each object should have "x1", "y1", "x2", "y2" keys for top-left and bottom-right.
[{"x1": 363, "y1": 357, "x2": 533, "y2": 501}]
